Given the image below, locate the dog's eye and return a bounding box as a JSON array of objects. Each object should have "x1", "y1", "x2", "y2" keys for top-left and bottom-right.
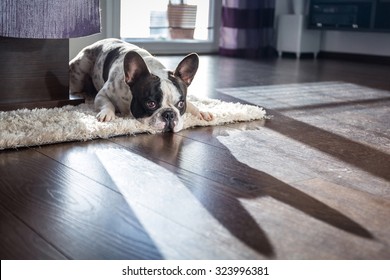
[
  {"x1": 146, "y1": 100, "x2": 157, "y2": 110},
  {"x1": 177, "y1": 100, "x2": 185, "y2": 109}
]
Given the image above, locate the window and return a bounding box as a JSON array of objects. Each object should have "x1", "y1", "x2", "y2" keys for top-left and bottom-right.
[{"x1": 119, "y1": 0, "x2": 221, "y2": 54}]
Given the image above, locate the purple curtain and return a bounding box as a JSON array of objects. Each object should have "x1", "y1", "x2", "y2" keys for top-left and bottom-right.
[
  {"x1": 0, "y1": 0, "x2": 101, "y2": 39},
  {"x1": 219, "y1": 0, "x2": 276, "y2": 58}
]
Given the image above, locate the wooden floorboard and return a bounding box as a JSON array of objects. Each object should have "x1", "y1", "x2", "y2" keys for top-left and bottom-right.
[
  {"x1": 0, "y1": 147, "x2": 163, "y2": 259},
  {"x1": 0, "y1": 203, "x2": 67, "y2": 260},
  {"x1": 35, "y1": 139, "x2": 271, "y2": 259},
  {"x1": 1, "y1": 56, "x2": 389, "y2": 259}
]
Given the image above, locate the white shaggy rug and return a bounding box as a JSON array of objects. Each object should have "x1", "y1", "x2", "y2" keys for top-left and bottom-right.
[{"x1": 0, "y1": 95, "x2": 266, "y2": 150}]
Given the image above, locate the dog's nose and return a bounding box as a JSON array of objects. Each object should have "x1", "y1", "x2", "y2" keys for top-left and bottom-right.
[
  {"x1": 162, "y1": 110, "x2": 176, "y2": 132},
  {"x1": 162, "y1": 110, "x2": 175, "y2": 122}
]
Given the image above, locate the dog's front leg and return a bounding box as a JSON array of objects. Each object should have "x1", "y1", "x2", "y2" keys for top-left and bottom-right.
[
  {"x1": 186, "y1": 101, "x2": 213, "y2": 121},
  {"x1": 95, "y1": 89, "x2": 116, "y2": 122}
]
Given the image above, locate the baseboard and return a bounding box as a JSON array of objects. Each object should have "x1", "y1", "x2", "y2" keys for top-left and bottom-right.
[{"x1": 318, "y1": 51, "x2": 390, "y2": 65}]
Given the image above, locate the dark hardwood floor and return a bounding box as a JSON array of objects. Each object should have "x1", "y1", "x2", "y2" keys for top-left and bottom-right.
[{"x1": 1, "y1": 55, "x2": 389, "y2": 259}]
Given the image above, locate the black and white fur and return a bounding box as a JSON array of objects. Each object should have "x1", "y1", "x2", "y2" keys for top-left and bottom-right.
[{"x1": 69, "y1": 38, "x2": 212, "y2": 132}]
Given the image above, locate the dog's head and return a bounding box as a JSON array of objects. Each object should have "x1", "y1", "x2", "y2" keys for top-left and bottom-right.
[{"x1": 123, "y1": 51, "x2": 198, "y2": 132}]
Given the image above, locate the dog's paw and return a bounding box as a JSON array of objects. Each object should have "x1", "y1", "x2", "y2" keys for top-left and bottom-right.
[
  {"x1": 198, "y1": 111, "x2": 214, "y2": 121},
  {"x1": 96, "y1": 109, "x2": 116, "y2": 122}
]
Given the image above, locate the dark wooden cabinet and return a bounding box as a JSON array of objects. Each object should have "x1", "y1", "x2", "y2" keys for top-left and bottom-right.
[{"x1": 0, "y1": 37, "x2": 83, "y2": 111}]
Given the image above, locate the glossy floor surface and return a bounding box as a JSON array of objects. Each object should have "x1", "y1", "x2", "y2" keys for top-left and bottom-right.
[{"x1": 1, "y1": 55, "x2": 389, "y2": 259}]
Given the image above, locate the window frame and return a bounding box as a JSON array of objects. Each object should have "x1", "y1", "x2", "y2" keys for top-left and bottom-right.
[{"x1": 108, "y1": 0, "x2": 221, "y2": 54}]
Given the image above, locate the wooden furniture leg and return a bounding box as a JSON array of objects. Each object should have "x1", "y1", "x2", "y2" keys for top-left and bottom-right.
[{"x1": 0, "y1": 37, "x2": 83, "y2": 111}]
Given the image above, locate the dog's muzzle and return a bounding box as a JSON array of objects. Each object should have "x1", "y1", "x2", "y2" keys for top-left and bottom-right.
[{"x1": 162, "y1": 110, "x2": 177, "y2": 132}]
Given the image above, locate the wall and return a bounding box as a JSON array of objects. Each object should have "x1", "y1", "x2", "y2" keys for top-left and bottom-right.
[{"x1": 321, "y1": 31, "x2": 390, "y2": 56}]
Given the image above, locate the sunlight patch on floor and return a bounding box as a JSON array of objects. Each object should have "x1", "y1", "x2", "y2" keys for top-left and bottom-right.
[
  {"x1": 216, "y1": 128, "x2": 388, "y2": 196},
  {"x1": 95, "y1": 147, "x2": 258, "y2": 259}
]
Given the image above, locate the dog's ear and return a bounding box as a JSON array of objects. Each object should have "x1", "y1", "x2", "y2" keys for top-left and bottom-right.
[
  {"x1": 174, "y1": 53, "x2": 199, "y2": 86},
  {"x1": 123, "y1": 51, "x2": 150, "y2": 86}
]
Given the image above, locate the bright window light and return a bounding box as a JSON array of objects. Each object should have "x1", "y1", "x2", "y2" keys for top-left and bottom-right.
[{"x1": 120, "y1": 0, "x2": 211, "y2": 41}]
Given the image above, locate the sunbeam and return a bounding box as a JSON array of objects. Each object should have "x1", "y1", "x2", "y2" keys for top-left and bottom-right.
[{"x1": 95, "y1": 148, "x2": 263, "y2": 259}]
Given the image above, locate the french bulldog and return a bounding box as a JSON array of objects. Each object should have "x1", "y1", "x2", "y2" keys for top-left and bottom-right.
[{"x1": 69, "y1": 38, "x2": 213, "y2": 132}]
